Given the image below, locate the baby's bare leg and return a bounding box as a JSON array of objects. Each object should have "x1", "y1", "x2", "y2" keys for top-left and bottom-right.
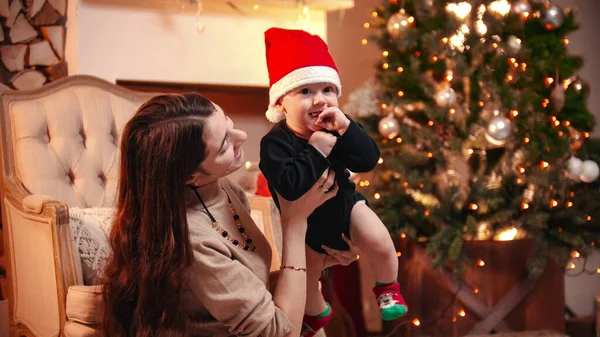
[
  {"x1": 349, "y1": 203, "x2": 397, "y2": 283},
  {"x1": 305, "y1": 248, "x2": 328, "y2": 316},
  {"x1": 350, "y1": 203, "x2": 407, "y2": 320},
  {"x1": 303, "y1": 249, "x2": 332, "y2": 336}
]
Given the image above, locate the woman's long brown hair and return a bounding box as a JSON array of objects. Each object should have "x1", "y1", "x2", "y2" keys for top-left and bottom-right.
[{"x1": 103, "y1": 93, "x2": 215, "y2": 336}]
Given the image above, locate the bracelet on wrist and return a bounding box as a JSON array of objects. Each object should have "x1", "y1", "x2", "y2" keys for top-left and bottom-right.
[{"x1": 280, "y1": 265, "x2": 307, "y2": 272}]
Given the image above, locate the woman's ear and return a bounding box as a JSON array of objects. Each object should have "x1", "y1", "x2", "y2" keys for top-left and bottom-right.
[{"x1": 186, "y1": 171, "x2": 203, "y2": 186}]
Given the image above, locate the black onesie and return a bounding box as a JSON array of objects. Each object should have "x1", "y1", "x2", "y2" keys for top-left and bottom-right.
[{"x1": 259, "y1": 117, "x2": 381, "y2": 253}]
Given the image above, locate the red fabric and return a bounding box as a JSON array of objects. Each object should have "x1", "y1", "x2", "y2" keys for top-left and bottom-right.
[
  {"x1": 264, "y1": 28, "x2": 338, "y2": 87},
  {"x1": 255, "y1": 173, "x2": 272, "y2": 197},
  {"x1": 329, "y1": 264, "x2": 367, "y2": 336},
  {"x1": 301, "y1": 309, "x2": 333, "y2": 337}
]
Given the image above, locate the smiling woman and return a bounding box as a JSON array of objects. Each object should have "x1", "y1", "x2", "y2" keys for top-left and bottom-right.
[{"x1": 116, "y1": 79, "x2": 275, "y2": 185}]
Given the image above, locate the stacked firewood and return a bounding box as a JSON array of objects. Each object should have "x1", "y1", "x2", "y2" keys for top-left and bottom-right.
[{"x1": 0, "y1": 0, "x2": 67, "y2": 90}]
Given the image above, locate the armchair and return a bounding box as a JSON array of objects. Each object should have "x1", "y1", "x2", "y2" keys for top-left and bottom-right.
[{"x1": 0, "y1": 75, "x2": 155, "y2": 336}]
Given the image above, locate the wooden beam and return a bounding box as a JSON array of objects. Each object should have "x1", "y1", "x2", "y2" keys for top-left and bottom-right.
[
  {"x1": 468, "y1": 279, "x2": 536, "y2": 334},
  {"x1": 411, "y1": 245, "x2": 513, "y2": 332},
  {"x1": 81, "y1": 0, "x2": 353, "y2": 18}
]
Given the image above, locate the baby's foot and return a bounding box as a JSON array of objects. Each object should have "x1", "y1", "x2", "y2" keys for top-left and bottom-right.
[{"x1": 373, "y1": 282, "x2": 408, "y2": 321}]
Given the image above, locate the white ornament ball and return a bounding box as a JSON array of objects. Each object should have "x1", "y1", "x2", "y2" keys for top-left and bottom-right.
[
  {"x1": 506, "y1": 35, "x2": 523, "y2": 54},
  {"x1": 386, "y1": 10, "x2": 412, "y2": 39},
  {"x1": 485, "y1": 116, "x2": 512, "y2": 146},
  {"x1": 434, "y1": 86, "x2": 457, "y2": 107},
  {"x1": 580, "y1": 160, "x2": 599, "y2": 183},
  {"x1": 378, "y1": 113, "x2": 400, "y2": 139},
  {"x1": 567, "y1": 156, "x2": 583, "y2": 178},
  {"x1": 512, "y1": 0, "x2": 532, "y2": 16}
]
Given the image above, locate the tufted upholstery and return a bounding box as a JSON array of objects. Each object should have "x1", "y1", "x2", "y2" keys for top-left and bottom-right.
[
  {"x1": 0, "y1": 76, "x2": 156, "y2": 337},
  {"x1": 8, "y1": 85, "x2": 149, "y2": 208}
]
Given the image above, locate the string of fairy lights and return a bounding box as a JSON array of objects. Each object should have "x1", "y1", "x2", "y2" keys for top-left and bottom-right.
[{"x1": 350, "y1": 0, "x2": 600, "y2": 333}]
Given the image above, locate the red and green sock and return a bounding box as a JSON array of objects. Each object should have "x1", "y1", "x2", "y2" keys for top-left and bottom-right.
[
  {"x1": 301, "y1": 302, "x2": 332, "y2": 337},
  {"x1": 373, "y1": 281, "x2": 408, "y2": 321}
]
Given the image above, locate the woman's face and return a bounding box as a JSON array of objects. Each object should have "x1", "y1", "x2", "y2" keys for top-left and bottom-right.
[{"x1": 188, "y1": 103, "x2": 247, "y2": 186}]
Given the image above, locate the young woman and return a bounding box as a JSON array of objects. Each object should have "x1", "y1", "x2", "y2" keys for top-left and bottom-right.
[{"x1": 102, "y1": 93, "x2": 359, "y2": 336}]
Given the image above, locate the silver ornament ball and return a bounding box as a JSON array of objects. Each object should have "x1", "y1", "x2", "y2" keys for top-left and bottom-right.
[
  {"x1": 512, "y1": 0, "x2": 532, "y2": 16},
  {"x1": 485, "y1": 116, "x2": 512, "y2": 146},
  {"x1": 541, "y1": 4, "x2": 564, "y2": 30},
  {"x1": 387, "y1": 10, "x2": 412, "y2": 39},
  {"x1": 378, "y1": 113, "x2": 400, "y2": 139},
  {"x1": 434, "y1": 86, "x2": 457, "y2": 107}
]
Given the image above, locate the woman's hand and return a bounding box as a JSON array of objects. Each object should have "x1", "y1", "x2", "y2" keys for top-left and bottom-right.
[
  {"x1": 321, "y1": 234, "x2": 361, "y2": 268},
  {"x1": 277, "y1": 169, "x2": 338, "y2": 224},
  {"x1": 306, "y1": 234, "x2": 361, "y2": 279}
]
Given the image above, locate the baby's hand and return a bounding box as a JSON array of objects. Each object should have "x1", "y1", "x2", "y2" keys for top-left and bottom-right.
[
  {"x1": 316, "y1": 107, "x2": 350, "y2": 135},
  {"x1": 308, "y1": 131, "x2": 337, "y2": 157}
]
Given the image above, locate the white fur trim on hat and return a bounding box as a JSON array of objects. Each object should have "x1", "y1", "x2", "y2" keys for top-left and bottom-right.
[{"x1": 265, "y1": 66, "x2": 342, "y2": 123}]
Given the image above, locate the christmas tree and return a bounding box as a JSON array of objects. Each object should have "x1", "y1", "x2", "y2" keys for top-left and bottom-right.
[{"x1": 346, "y1": 0, "x2": 600, "y2": 278}]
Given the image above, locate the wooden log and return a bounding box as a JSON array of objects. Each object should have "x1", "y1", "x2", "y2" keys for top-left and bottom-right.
[
  {"x1": 0, "y1": 69, "x2": 16, "y2": 86},
  {"x1": 9, "y1": 14, "x2": 38, "y2": 43},
  {"x1": 28, "y1": 39, "x2": 58, "y2": 66},
  {"x1": 0, "y1": 81, "x2": 12, "y2": 91},
  {"x1": 25, "y1": 0, "x2": 46, "y2": 18},
  {"x1": 0, "y1": 26, "x2": 4, "y2": 43},
  {"x1": 40, "y1": 25, "x2": 64, "y2": 58},
  {"x1": 0, "y1": 0, "x2": 9, "y2": 18},
  {"x1": 47, "y1": 0, "x2": 65, "y2": 16},
  {"x1": 31, "y1": 1, "x2": 61, "y2": 26},
  {"x1": 45, "y1": 59, "x2": 67, "y2": 81},
  {"x1": 6, "y1": 0, "x2": 23, "y2": 28},
  {"x1": 0, "y1": 44, "x2": 27, "y2": 72},
  {"x1": 11, "y1": 69, "x2": 46, "y2": 90}
]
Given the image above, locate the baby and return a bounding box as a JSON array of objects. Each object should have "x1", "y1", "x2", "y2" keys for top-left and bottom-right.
[{"x1": 259, "y1": 28, "x2": 408, "y2": 336}]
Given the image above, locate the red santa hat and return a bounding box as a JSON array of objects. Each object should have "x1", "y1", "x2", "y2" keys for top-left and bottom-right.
[{"x1": 264, "y1": 28, "x2": 342, "y2": 123}]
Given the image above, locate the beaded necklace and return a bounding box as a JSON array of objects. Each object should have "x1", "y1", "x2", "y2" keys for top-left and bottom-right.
[{"x1": 190, "y1": 186, "x2": 256, "y2": 252}]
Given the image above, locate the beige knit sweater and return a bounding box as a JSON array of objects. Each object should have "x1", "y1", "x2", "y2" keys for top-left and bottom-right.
[{"x1": 182, "y1": 178, "x2": 293, "y2": 337}]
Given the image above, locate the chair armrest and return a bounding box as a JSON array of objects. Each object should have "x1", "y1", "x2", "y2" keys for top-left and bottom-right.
[
  {"x1": 22, "y1": 194, "x2": 62, "y2": 214},
  {"x1": 1, "y1": 178, "x2": 77, "y2": 337}
]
